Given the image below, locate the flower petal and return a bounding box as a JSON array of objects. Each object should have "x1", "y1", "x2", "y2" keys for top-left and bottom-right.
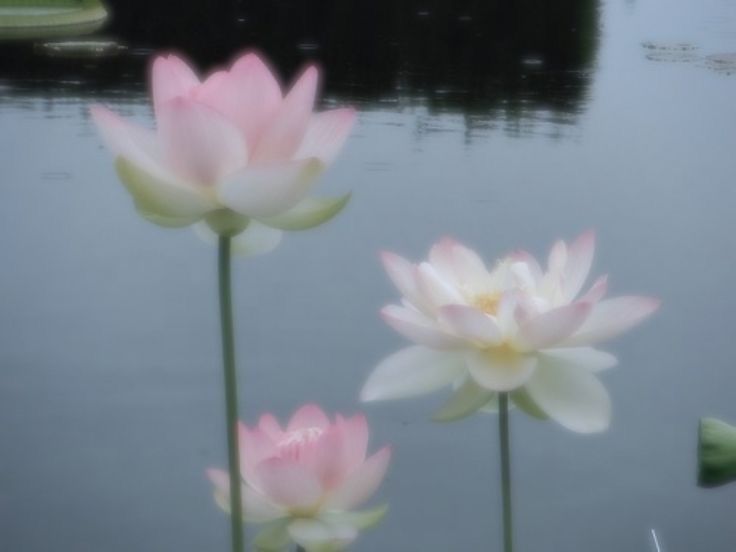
[
  {"x1": 438, "y1": 304, "x2": 503, "y2": 345},
  {"x1": 428, "y1": 237, "x2": 490, "y2": 290},
  {"x1": 361, "y1": 346, "x2": 465, "y2": 402},
  {"x1": 195, "y1": 53, "x2": 282, "y2": 150},
  {"x1": 252, "y1": 66, "x2": 318, "y2": 163},
  {"x1": 288, "y1": 404, "x2": 331, "y2": 432},
  {"x1": 158, "y1": 97, "x2": 247, "y2": 184},
  {"x1": 580, "y1": 275, "x2": 608, "y2": 303},
  {"x1": 562, "y1": 296, "x2": 660, "y2": 346},
  {"x1": 295, "y1": 108, "x2": 356, "y2": 165},
  {"x1": 321, "y1": 504, "x2": 388, "y2": 531},
  {"x1": 465, "y1": 349, "x2": 537, "y2": 392},
  {"x1": 326, "y1": 447, "x2": 391, "y2": 510},
  {"x1": 258, "y1": 413, "x2": 285, "y2": 441},
  {"x1": 237, "y1": 422, "x2": 278, "y2": 484},
  {"x1": 336, "y1": 414, "x2": 369, "y2": 474},
  {"x1": 416, "y1": 262, "x2": 465, "y2": 306},
  {"x1": 255, "y1": 458, "x2": 323, "y2": 509},
  {"x1": 380, "y1": 305, "x2": 462, "y2": 349},
  {"x1": 258, "y1": 193, "x2": 351, "y2": 231},
  {"x1": 114, "y1": 158, "x2": 215, "y2": 227},
  {"x1": 254, "y1": 520, "x2": 292, "y2": 552},
  {"x1": 432, "y1": 378, "x2": 495, "y2": 422},
  {"x1": 563, "y1": 230, "x2": 595, "y2": 301},
  {"x1": 538, "y1": 347, "x2": 618, "y2": 373},
  {"x1": 525, "y1": 361, "x2": 611, "y2": 433},
  {"x1": 151, "y1": 54, "x2": 200, "y2": 116},
  {"x1": 206, "y1": 469, "x2": 285, "y2": 522},
  {"x1": 218, "y1": 158, "x2": 324, "y2": 218},
  {"x1": 380, "y1": 253, "x2": 433, "y2": 313},
  {"x1": 194, "y1": 220, "x2": 283, "y2": 257},
  {"x1": 515, "y1": 302, "x2": 592, "y2": 351}
]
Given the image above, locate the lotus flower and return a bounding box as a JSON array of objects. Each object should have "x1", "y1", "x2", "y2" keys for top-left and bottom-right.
[
  {"x1": 361, "y1": 232, "x2": 660, "y2": 433},
  {"x1": 207, "y1": 405, "x2": 391, "y2": 551},
  {"x1": 91, "y1": 52, "x2": 355, "y2": 255}
]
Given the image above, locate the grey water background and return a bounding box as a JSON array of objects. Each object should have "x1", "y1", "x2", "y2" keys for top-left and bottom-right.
[{"x1": 1, "y1": 0, "x2": 736, "y2": 550}]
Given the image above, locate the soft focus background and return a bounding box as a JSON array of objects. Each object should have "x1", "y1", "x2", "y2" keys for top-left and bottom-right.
[{"x1": 1, "y1": 0, "x2": 735, "y2": 550}]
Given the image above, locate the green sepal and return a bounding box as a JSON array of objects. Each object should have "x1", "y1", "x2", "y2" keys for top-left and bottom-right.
[
  {"x1": 258, "y1": 193, "x2": 351, "y2": 231},
  {"x1": 205, "y1": 209, "x2": 250, "y2": 237},
  {"x1": 114, "y1": 157, "x2": 210, "y2": 228},
  {"x1": 511, "y1": 387, "x2": 549, "y2": 420},
  {"x1": 254, "y1": 519, "x2": 291, "y2": 552},
  {"x1": 698, "y1": 417, "x2": 736, "y2": 488},
  {"x1": 432, "y1": 379, "x2": 495, "y2": 423},
  {"x1": 321, "y1": 504, "x2": 389, "y2": 531}
]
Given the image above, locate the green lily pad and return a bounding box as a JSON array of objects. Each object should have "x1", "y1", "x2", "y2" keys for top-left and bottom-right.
[
  {"x1": 698, "y1": 417, "x2": 736, "y2": 488},
  {"x1": 0, "y1": 0, "x2": 108, "y2": 41}
]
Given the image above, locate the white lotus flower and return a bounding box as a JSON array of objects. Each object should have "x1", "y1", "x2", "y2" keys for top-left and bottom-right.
[{"x1": 361, "y1": 232, "x2": 660, "y2": 433}]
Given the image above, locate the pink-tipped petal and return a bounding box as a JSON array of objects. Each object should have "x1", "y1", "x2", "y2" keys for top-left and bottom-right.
[
  {"x1": 516, "y1": 302, "x2": 592, "y2": 351},
  {"x1": 151, "y1": 54, "x2": 200, "y2": 116},
  {"x1": 580, "y1": 275, "x2": 608, "y2": 303},
  {"x1": 465, "y1": 350, "x2": 537, "y2": 392},
  {"x1": 302, "y1": 425, "x2": 349, "y2": 489},
  {"x1": 380, "y1": 252, "x2": 432, "y2": 312},
  {"x1": 326, "y1": 447, "x2": 391, "y2": 510},
  {"x1": 562, "y1": 296, "x2": 660, "y2": 346},
  {"x1": 295, "y1": 108, "x2": 356, "y2": 165},
  {"x1": 258, "y1": 413, "x2": 285, "y2": 441},
  {"x1": 251, "y1": 66, "x2": 318, "y2": 163},
  {"x1": 438, "y1": 304, "x2": 503, "y2": 345},
  {"x1": 207, "y1": 468, "x2": 285, "y2": 522},
  {"x1": 509, "y1": 250, "x2": 543, "y2": 283},
  {"x1": 218, "y1": 158, "x2": 323, "y2": 218},
  {"x1": 428, "y1": 238, "x2": 491, "y2": 291},
  {"x1": 416, "y1": 262, "x2": 465, "y2": 307},
  {"x1": 157, "y1": 97, "x2": 247, "y2": 184},
  {"x1": 196, "y1": 53, "x2": 283, "y2": 150},
  {"x1": 361, "y1": 346, "x2": 465, "y2": 402},
  {"x1": 525, "y1": 361, "x2": 611, "y2": 433},
  {"x1": 255, "y1": 458, "x2": 323, "y2": 510},
  {"x1": 287, "y1": 404, "x2": 331, "y2": 432},
  {"x1": 238, "y1": 422, "x2": 278, "y2": 483},
  {"x1": 563, "y1": 230, "x2": 596, "y2": 301},
  {"x1": 91, "y1": 105, "x2": 166, "y2": 179},
  {"x1": 381, "y1": 304, "x2": 462, "y2": 349}
]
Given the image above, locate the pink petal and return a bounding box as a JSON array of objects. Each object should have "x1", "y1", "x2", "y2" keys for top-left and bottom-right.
[
  {"x1": 238, "y1": 422, "x2": 278, "y2": 484},
  {"x1": 438, "y1": 304, "x2": 503, "y2": 345},
  {"x1": 195, "y1": 53, "x2": 282, "y2": 151},
  {"x1": 251, "y1": 66, "x2": 318, "y2": 164},
  {"x1": 151, "y1": 54, "x2": 200, "y2": 117},
  {"x1": 326, "y1": 447, "x2": 391, "y2": 510},
  {"x1": 218, "y1": 158, "x2": 323, "y2": 218},
  {"x1": 157, "y1": 97, "x2": 247, "y2": 184},
  {"x1": 255, "y1": 457, "x2": 323, "y2": 509},
  {"x1": 381, "y1": 304, "x2": 462, "y2": 349},
  {"x1": 563, "y1": 230, "x2": 596, "y2": 301},
  {"x1": 302, "y1": 425, "x2": 349, "y2": 489},
  {"x1": 516, "y1": 302, "x2": 592, "y2": 351},
  {"x1": 295, "y1": 108, "x2": 356, "y2": 165},
  {"x1": 258, "y1": 413, "x2": 285, "y2": 441},
  {"x1": 287, "y1": 404, "x2": 330, "y2": 432},
  {"x1": 90, "y1": 106, "x2": 165, "y2": 179},
  {"x1": 563, "y1": 296, "x2": 660, "y2": 346},
  {"x1": 336, "y1": 414, "x2": 369, "y2": 473}
]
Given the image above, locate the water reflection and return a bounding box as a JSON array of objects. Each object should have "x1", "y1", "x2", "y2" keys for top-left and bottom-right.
[{"x1": 0, "y1": 0, "x2": 601, "y2": 138}]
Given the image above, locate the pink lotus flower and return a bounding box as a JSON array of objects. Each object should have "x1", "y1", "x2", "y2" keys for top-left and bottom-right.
[
  {"x1": 91, "y1": 52, "x2": 355, "y2": 255},
  {"x1": 361, "y1": 232, "x2": 660, "y2": 433},
  {"x1": 207, "y1": 405, "x2": 391, "y2": 551}
]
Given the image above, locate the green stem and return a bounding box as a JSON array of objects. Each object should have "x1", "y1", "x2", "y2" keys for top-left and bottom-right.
[
  {"x1": 499, "y1": 392, "x2": 513, "y2": 552},
  {"x1": 218, "y1": 236, "x2": 245, "y2": 552},
  {"x1": 295, "y1": 547, "x2": 306, "y2": 552}
]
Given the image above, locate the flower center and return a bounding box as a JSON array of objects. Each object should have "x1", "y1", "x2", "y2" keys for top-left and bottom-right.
[
  {"x1": 277, "y1": 427, "x2": 324, "y2": 461},
  {"x1": 473, "y1": 293, "x2": 501, "y2": 315}
]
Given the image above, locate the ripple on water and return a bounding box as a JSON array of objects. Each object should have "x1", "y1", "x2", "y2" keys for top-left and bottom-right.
[
  {"x1": 704, "y1": 52, "x2": 736, "y2": 75},
  {"x1": 641, "y1": 41, "x2": 700, "y2": 62}
]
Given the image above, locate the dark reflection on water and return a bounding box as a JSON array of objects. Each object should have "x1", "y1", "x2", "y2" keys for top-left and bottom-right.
[
  {"x1": 0, "y1": 0, "x2": 600, "y2": 136},
  {"x1": 2, "y1": 1, "x2": 736, "y2": 552}
]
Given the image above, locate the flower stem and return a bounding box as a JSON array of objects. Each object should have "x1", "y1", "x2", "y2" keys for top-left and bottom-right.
[
  {"x1": 218, "y1": 236, "x2": 245, "y2": 552},
  {"x1": 499, "y1": 392, "x2": 513, "y2": 552},
  {"x1": 296, "y1": 547, "x2": 306, "y2": 552}
]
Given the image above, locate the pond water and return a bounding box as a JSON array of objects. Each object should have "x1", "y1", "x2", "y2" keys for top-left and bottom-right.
[{"x1": 1, "y1": 0, "x2": 736, "y2": 550}]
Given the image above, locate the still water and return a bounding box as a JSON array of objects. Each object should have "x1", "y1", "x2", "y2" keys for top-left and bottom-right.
[{"x1": 1, "y1": 0, "x2": 735, "y2": 550}]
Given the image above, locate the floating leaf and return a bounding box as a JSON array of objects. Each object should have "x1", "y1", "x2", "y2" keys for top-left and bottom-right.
[{"x1": 698, "y1": 417, "x2": 736, "y2": 488}]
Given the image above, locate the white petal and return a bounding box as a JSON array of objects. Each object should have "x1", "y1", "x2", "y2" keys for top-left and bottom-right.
[
  {"x1": 432, "y1": 378, "x2": 495, "y2": 422},
  {"x1": 194, "y1": 220, "x2": 283, "y2": 257},
  {"x1": 539, "y1": 347, "x2": 618, "y2": 373},
  {"x1": 416, "y1": 262, "x2": 465, "y2": 306},
  {"x1": 437, "y1": 305, "x2": 503, "y2": 345},
  {"x1": 465, "y1": 349, "x2": 537, "y2": 392},
  {"x1": 563, "y1": 230, "x2": 595, "y2": 301},
  {"x1": 428, "y1": 237, "x2": 490, "y2": 290},
  {"x1": 562, "y1": 296, "x2": 660, "y2": 346},
  {"x1": 219, "y1": 158, "x2": 324, "y2": 218},
  {"x1": 525, "y1": 360, "x2": 611, "y2": 433},
  {"x1": 515, "y1": 302, "x2": 592, "y2": 351},
  {"x1": 361, "y1": 346, "x2": 465, "y2": 401},
  {"x1": 380, "y1": 305, "x2": 462, "y2": 349},
  {"x1": 580, "y1": 275, "x2": 608, "y2": 303},
  {"x1": 258, "y1": 194, "x2": 351, "y2": 231}
]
